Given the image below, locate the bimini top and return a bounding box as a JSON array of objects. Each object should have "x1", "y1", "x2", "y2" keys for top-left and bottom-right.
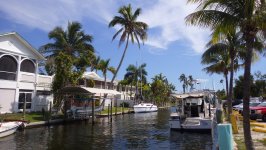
[
  {"x1": 59, "y1": 86, "x2": 121, "y2": 95},
  {"x1": 171, "y1": 92, "x2": 205, "y2": 99}
]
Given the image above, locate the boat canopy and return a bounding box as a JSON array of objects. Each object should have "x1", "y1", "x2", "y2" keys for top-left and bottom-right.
[
  {"x1": 59, "y1": 86, "x2": 121, "y2": 95},
  {"x1": 171, "y1": 92, "x2": 204, "y2": 99}
]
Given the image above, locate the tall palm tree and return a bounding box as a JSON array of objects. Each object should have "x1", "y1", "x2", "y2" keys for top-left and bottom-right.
[
  {"x1": 99, "y1": 59, "x2": 116, "y2": 89},
  {"x1": 109, "y1": 4, "x2": 148, "y2": 88},
  {"x1": 201, "y1": 44, "x2": 230, "y2": 97},
  {"x1": 179, "y1": 74, "x2": 188, "y2": 93},
  {"x1": 202, "y1": 31, "x2": 244, "y2": 119},
  {"x1": 186, "y1": 0, "x2": 266, "y2": 148}
]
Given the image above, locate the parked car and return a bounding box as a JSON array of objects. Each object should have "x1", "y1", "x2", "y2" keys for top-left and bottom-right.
[
  {"x1": 250, "y1": 102, "x2": 266, "y2": 121},
  {"x1": 233, "y1": 103, "x2": 243, "y2": 112},
  {"x1": 238, "y1": 102, "x2": 261, "y2": 114}
]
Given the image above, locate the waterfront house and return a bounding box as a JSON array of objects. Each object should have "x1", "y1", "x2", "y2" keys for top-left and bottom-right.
[
  {"x1": 0, "y1": 32, "x2": 136, "y2": 114},
  {"x1": 79, "y1": 71, "x2": 135, "y2": 107},
  {"x1": 0, "y1": 32, "x2": 53, "y2": 113}
]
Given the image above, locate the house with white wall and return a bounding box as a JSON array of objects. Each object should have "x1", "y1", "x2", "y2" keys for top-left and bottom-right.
[
  {"x1": 80, "y1": 71, "x2": 135, "y2": 107},
  {"x1": 0, "y1": 32, "x2": 53, "y2": 113}
]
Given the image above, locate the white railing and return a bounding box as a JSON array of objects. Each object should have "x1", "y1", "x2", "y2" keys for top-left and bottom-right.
[{"x1": 20, "y1": 72, "x2": 35, "y2": 82}]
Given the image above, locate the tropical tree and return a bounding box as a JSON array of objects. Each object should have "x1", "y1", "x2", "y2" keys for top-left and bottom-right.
[
  {"x1": 179, "y1": 74, "x2": 188, "y2": 93},
  {"x1": 151, "y1": 73, "x2": 175, "y2": 106},
  {"x1": 40, "y1": 21, "x2": 95, "y2": 104},
  {"x1": 124, "y1": 63, "x2": 147, "y2": 102},
  {"x1": 187, "y1": 75, "x2": 195, "y2": 91},
  {"x1": 90, "y1": 55, "x2": 101, "y2": 73},
  {"x1": 202, "y1": 47, "x2": 230, "y2": 95},
  {"x1": 186, "y1": 0, "x2": 266, "y2": 148},
  {"x1": 40, "y1": 21, "x2": 94, "y2": 72},
  {"x1": 109, "y1": 4, "x2": 148, "y2": 88},
  {"x1": 201, "y1": 31, "x2": 244, "y2": 118},
  {"x1": 99, "y1": 59, "x2": 116, "y2": 89}
]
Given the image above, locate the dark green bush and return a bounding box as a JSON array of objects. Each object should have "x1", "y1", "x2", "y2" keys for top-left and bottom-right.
[{"x1": 120, "y1": 102, "x2": 129, "y2": 108}]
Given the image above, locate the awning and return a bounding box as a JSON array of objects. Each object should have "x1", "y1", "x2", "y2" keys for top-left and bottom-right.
[
  {"x1": 59, "y1": 86, "x2": 121, "y2": 95},
  {"x1": 171, "y1": 92, "x2": 204, "y2": 99}
]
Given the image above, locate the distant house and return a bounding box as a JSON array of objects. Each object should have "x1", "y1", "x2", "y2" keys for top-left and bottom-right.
[
  {"x1": 0, "y1": 32, "x2": 53, "y2": 113},
  {"x1": 79, "y1": 71, "x2": 135, "y2": 106}
]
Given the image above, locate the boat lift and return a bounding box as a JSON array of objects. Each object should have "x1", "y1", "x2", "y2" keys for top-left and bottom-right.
[{"x1": 58, "y1": 86, "x2": 121, "y2": 124}]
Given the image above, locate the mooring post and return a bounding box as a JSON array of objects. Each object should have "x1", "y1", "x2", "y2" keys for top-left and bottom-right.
[
  {"x1": 115, "y1": 97, "x2": 117, "y2": 115},
  {"x1": 218, "y1": 124, "x2": 233, "y2": 150},
  {"x1": 108, "y1": 104, "x2": 110, "y2": 118},
  {"x1": 122, "y1": 100, "x2": 124, "y2": 115},
  {"x1": 92, "y1": 95, "x2": 95, "y2": 125},
  {"x1": 110, "y1": 98, "x2": 113, "y2": 122}
]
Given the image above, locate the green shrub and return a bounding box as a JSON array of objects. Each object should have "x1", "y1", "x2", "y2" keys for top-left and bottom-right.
[{"x1": 120, "y1": 102, "x2": 129, "y2": 108}]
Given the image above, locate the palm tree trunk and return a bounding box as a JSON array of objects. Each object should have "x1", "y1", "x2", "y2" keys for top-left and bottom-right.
[
  {"x1": 104, "y1": 75, "x2": 107, "y2": 89},
  {"x1": 110, "y1": 35, "x2": 130, "y2": 88},
  {"x1": 225, "y1": 74, "x2": 229, "y2": 97},
  {"x1": 227, "y1": 50, "x2": 235, "y2": 121},
  {"x1": 243, "y1": 40, "x2": 254, "y2": 150}
]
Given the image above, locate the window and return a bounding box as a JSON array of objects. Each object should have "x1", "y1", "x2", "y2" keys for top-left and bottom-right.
[
  {"x1": 18, "y1": 92, "x2": 32, "y2": 109},
  {"x1": 20, "y1": 59, "x2": 35, "y2": 73},
  {"x1": 0, "y1": 55, "x2": 17, "y2": 80}
]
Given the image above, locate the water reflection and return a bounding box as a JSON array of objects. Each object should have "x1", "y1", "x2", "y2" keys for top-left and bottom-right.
[{"x1": 0, "y1": 109, "x2": 212, "y2": 150}]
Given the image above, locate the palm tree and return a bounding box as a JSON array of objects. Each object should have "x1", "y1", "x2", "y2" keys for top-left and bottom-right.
[
  {"x1": 109, "y1": 4, "x2": 148, "y2": 88},
  {"x1": 179, "y1": 74, "x2": 188, "y2": 93},
  {"x1": 124, "y1": 63, "x2": 148, "y2": 101},
  {"x1": 40, "y1": 22, "x2": 94, "y2": 65},
  {"x1": 40, "y1": 21, "x2": 94, "y2": 73},
  {"x1": 202, "y1": 31, "x2": 245, "y2": 119},
  {"x1": 202, "y1": 44, "x2": 230, "y2": 96},
  {"x1": 186, "y1": 0, "x2": 266, "y2": 148},
  {"x1": 90, "y1": 55, "x2": 101, "y2": 73},
  {"x1": 99, "y1": 59, "x2": 116, "y2": 89},
  {"x1": 187, "y1": 75, "x2": 194, "y2": 91}
]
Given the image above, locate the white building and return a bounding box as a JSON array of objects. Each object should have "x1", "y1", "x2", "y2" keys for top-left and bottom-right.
[
  {"x1": 0, "y1": 32, "x2": 53, "y2": 113},
  {"x1": 80, "y1": 71, "x2": 135, "y2": 107}
]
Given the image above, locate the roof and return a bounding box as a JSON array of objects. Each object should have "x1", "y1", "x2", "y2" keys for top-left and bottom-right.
[
  {"x1": 0, "y1": 32, "x2": 45, "y2": 60},
  {"x1": 59, "y1": 86, "x2": 121, "y2": 95},
  {"x1": 82, "y1": 72, "x2": 102, "y2": 80},
  {"x1": 82, "y1": 71, "x2": 119, "y2": 84}
]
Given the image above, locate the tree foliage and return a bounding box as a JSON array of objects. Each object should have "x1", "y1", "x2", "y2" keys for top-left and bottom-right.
[{"x1": 109, "y1": 4, "x2": 148, "y2": 87}]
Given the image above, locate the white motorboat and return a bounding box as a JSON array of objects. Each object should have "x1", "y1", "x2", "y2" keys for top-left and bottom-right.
[
  {"x1": 169, "y1": 90, "x2": 216, "y2": 132},
  {"x1": 0, "y1": 122, "x2": 23, "y2": 138},
  {"x1": 133, "y1": 103, "x2": 158, "y2": 113}
]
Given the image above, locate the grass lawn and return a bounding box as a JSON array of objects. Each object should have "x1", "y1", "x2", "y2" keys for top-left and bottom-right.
[
  {"x1": 99, "y1": 107, "x2": 132, "y2": 115},
  {"x1": 0, "y1": 112, "x2": 64, "y2": 123}
]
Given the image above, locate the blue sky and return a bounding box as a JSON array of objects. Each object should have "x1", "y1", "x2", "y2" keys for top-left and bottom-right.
[{"x1": 0, "y1": 0, "x2": 265, "y2": 92}]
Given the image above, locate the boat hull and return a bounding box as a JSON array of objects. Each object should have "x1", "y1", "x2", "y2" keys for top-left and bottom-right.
[
  {"x1": 133, "y1": 103, "x2": 158, "y2": 113},
  {"x1": 0, "y1": 122, "x2": 23, "y2": 138},
  {"x1": 169, "y1": 117, "x2": 212, "y2": 133},
  {"x1": 134, "y1": 107, "x2": 158, "y2": 113}
]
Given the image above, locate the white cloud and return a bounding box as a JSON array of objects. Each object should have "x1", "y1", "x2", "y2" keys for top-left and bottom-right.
[
  {"x1": 0, "y1": 0, "x2": 115, "y2": 31},
  {"x1": 138, "y1": 0, "x2": 210, "y2": 54},
  {"x1": 0, "y1": 0, "x2": 210, "y2": 54}
]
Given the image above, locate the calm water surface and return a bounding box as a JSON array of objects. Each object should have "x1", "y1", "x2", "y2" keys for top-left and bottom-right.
[{"x1": 0, "y1": 108, "x2": 212, "y2": 150}]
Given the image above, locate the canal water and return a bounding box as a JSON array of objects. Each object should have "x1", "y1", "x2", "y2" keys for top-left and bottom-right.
[{"x1": 0, "y1": 108, "x2": 212, "y2": 150}]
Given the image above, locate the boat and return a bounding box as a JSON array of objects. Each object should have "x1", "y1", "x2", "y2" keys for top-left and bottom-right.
[
  {"x1": 133, "y1": 103, "x2": 158, "y2": 113},
  {"x1": 169, "y1": 90, "x2": 216, "y2": 132},
  {"x1": 0, "y1": 122, "x2": 24, "y2": 138}
]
